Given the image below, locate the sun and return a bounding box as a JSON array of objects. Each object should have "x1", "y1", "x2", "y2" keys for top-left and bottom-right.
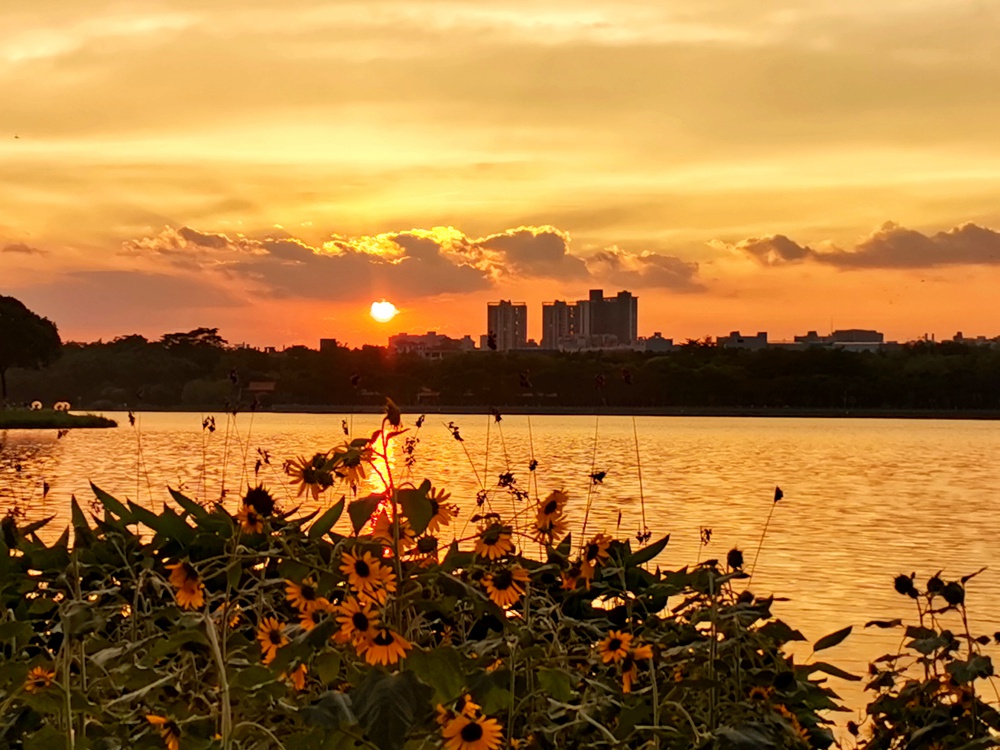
[{"x1": 370, "y1": 300, "x2": 398, "y2": 323}]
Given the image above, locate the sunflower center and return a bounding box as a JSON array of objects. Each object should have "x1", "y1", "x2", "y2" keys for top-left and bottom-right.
[
  {"x1": 608, "y1": 638, "x2": 622, "y2": 651},
  {"x1": 301, "y1": 584, "x2": 316, "y2": 600},
  {"x1": 372, "y1": 630, "x2": 395, "y2": 646},
  {"x1": 352, "y1": 612, "x2": 370, "y2": 631},
  {"x1": 460, "y1": 722, "x2": 484, "y2": 742},
  {"x1": 482, "y1": 527, "x2": 501, "y2": 545},
  {"x1": 354, "y1": 560, "x2": 371, "y2": 577},
  {"x1": 492, "y1": 570, "x2": 514, "y2": 590},
  {"x1": 543, "y1": 500, "x2": 558, "y2": 515},
  {"x1": 623, "y1": 654, "x2": 635, "y2": 670},
  {"x1": 585, "y1": 544, "x2": 599, "y2": 561},
  {"x1": 268, "y1": 630, "x2": 283, "y2": 645}
]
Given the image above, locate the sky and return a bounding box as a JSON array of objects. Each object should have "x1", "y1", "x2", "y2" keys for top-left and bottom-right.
[{"x1": 2, "y1": 0, "x2": 1000, "y2": 347}]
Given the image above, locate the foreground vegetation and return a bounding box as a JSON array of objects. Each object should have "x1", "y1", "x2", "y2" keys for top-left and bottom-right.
[
  {"x1": 1, "y1": 405, "x2": 998, "y2": 749},
  {"x1": 6, "y1": 327, "x2": 1000, "y2": 411},
  {"x1": 0, "y1": 409, "x2": 117, "y2": 430}
]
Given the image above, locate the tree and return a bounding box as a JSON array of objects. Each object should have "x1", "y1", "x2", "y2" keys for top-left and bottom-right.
[{"x1": 0, "y1": 295, "x2": 62, "y2": 401}]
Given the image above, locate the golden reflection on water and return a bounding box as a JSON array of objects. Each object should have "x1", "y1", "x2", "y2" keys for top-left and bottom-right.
[{"x1": 2, "y1": 412, "x2": 999, "y2": 715}]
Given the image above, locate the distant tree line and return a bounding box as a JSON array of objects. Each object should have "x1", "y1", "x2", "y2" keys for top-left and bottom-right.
[{"x1": 7, "y1": 325, "x2": 1000, "y2": 412}]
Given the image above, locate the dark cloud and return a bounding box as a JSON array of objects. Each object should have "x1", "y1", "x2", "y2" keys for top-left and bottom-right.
[
  {"x1": 585, "y1": 247, "x2": 703, "y2": 291},
  {"x1": 2, "y1": 242, "x2": 46, "y2": 255},
  {"x1": 472, "y1": 226, "x2": 588, "y2": 279},
  {"x1": 728, "y1": 222, "x2": 1000, "y2": 269}
]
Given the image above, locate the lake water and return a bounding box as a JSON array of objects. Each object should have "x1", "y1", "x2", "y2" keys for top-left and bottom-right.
[{"x1": 2, "y1": 411, "x2": 999, "y2": 718}]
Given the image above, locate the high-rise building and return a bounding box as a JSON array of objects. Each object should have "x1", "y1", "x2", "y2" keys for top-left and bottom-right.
[
  {"x1": 587, "y1": 289, "x2": 638, "y2": 345},
  {"x1": 542, "y1": 300, "x2": 587, "y2": 349},
  {"x1": 486, "y1": 300, "x2": 528, "y2": 351}
]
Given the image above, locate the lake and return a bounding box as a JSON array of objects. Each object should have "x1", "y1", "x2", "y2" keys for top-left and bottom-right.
[{"x1": 2, "y1": 411, "x2": 998, "y2": 716}]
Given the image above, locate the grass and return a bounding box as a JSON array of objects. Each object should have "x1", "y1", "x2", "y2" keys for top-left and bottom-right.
[{"x1": 0, "y1": 408, "x2": 117, "y2": 429}]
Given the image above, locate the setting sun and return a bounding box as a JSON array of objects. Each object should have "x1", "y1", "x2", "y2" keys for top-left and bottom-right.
[{"x1": 370, "y1": 300, "x2": 398, "y2": 323}]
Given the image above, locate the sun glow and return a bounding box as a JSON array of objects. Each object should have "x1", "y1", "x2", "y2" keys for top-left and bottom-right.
[{"x1": 370, "y1": 300, "x2": 398, "y2": 323}]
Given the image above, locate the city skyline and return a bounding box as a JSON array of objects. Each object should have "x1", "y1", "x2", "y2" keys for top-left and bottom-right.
[{"x1": 4, "y1": 2, "x2": 1000, "y2": 347}]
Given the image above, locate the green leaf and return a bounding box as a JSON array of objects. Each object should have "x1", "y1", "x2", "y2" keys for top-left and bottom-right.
[
  {"x1": 348, "y1": 494, "x2": 382, "y2": 535},
  {"x1": 314, "y1": 651, "x2": 342, "y2": 685},
  {"x1": 0, "y1": 620, "x2": 33, "y2": 643},
  {"x1": 310, "y1": 497, "x2": 345, "y2": 540},
  {"x1": 813, "y1": 625, "x2": 852, "y2": 652},
  {"x1": 537, "y1": 668, "x2": 574, "y2": 702},
  {"x1": 406, "y1": 646, "x2": 465, "y2": 704},
  {"x1": 352, "y1": 670, "x2": 431, "y2": 750},
  {"x1": 398, "y1": 480, "x2": 433, "y2": 535},
  {"x1": 90, "y1": 482, "x2": 132, "y2": 522},
  {"x1": 169, "y1": 487, "x2": 209, "y2": 520},
  {"x1": 70, "y1": 496, "x2": 94, "y2": 544},
  {"x1": 796, "y1": 661, "x2": 861, "y2": 682},
  {"x1": 625, "y1": 534, "x2": 670, "y2": 567}
]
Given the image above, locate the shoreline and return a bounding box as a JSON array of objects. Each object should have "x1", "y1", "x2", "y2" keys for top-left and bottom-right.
[
  {"x1": 80, "y1": 404, "x2": 1000, "y2": 420},
  {"x1": 0, "y1": 410, "x2": 118, "y2": 429}
]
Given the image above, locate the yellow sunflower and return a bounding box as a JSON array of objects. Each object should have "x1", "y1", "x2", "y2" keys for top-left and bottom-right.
[
  {"x1": 427, "y1": 487, "x2": 459, "y2": 533},
  {"x1": 336, "y1": 597, "x2": 379, "y2": 645},
  {"x1": 340, "y1": 549, "x2": 389, "y2": 596},
  {"x1": 561, "y1": 563, "x2": 582, "y2": 591},
  {"x1": 236, "y1": 504, "x2": 265, "y2": 534},
  {"x1": 621, "y1": 644, "x2": 653, "y2": 694},
  {"x1": 583, "y1": 534, "x2": 612, "y2": 565},
  {"x1": 285, "y1": 663, "x2": 308, "y2": 692},
  {"x1": 474, "y1": 524, "x2": 514, "y2": 560},
  {"x1": 24, "y1": 666, "x2": 55, "y2": 693},
  {"x1": 372, "y1": 511, "x2": 417, "y2": 549},
  {"x1": 537, "y1": 490, "x2": 568, "y2": 521},
  {"x1": 483, "y1": 566, "x2": 530, "y2": 608},
  {"x1": 146, "y1": 715, "x2": 181, "y2": 750},
  {"x1": 286, "y1": 578, "x2": 324, "y2": 613},
  {"x1": 242, "y1": 483, "x2": 276, "y2": 517},
  {"x1": 362, "y1": 627, "x2": 412, "y2": 666},
  {"x1": 285, "y1": 453, "x2": 334, "y2": 499},
  {"x1": 256, "y1": 617, "x2": 289, "y2": 665},
  {"x1": 597, "y1": 630, "x2": 633, "y2": 664},
  {"x1": 437, "y1": 694, "x2": 483, "y2": 726},
  {"x1": 333, "y1": 444, "x2": 371, "y2": 485},
  {"x1": 533, "y1": 512, "x2": 569, "y2": 545},
  {"x1": 299, "y1": 600, "x2": 333, "y2": 631},
  {"x1": 442, "y1": 714, "x2": 504, "y2": 750},
  {"x1": 165, "y1": 561, "x2": 205, "y2": 610}
]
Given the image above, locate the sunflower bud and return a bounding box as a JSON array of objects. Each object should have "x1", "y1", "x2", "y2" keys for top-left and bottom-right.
[
  {"x1": 726, "y1": 548, "x2": 744, "y2": 570},
  {"x1": 927, "y1": 575, "x2": 944, "y2": 594},
  {"x1": 893, "y1": 574, "x2": 916, "y2": 598},
  {"x1": 942, "y1": 581, "x2": 965, "y2": 607}
]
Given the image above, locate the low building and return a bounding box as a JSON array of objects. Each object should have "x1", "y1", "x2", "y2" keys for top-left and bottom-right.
[
  {"x1": 642, "y1": 332, "x2": 675, "y2": 352},
  {"x1": 718, "y1": 331, "x2": 768, "y2": 350},
  {"x1": 388, "y1": 331, "x2": 475, "y2": 359}
]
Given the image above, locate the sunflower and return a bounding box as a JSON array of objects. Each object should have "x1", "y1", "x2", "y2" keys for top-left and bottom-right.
[
  {"x1": 372, "y1": 511, "x2": 417, "y2": 549},
  {"x1": 165, "y1": 561, "x2": 205, "y2": 610},
  {"x1": 597, "y1": 630, "x2": 633, "y2": 664},
  {"x1": 537, "y1": 490, "x2": 568, "y2": 521},
  {"x1": 437, "y1": 694, "x2": 483, "y2": 726},
  {"x1": 483, "y1": 566, "x2": 529, "y2": 608},
  {"x1": 286, "y1": 578, "x2": 324, "y2": 612},
  {"x1": 333, "y1": 444, "x2": 371, "y2": 486},
  {"x1": 442, "y1": 714, "x2": 504, "y2": 750},
  {"x1": 533, "y1": 512, "x2": 569, "y2": 545},
  {"x1": 24, "y1": 666, "x2": 55, "y2": 693},
  {"x1": 583, "y1": 534, "x2": 612, "y2": 565},
  {"x1": 340, "y1": 549, "x2": 389, "y2": 596},
  {"x1": 621, "y1": 644, "x2": 653, "y2": 694},
  {"x1": 285, "y1": 454, "x2": 334, "y2": 499},
  {"x1": 560, "y1": 563, "x2": 582, "y2": 591},
  {"x1": 242, "y1": 483, "x2": 276, "y2": 516},
  {"x1": 146, "y1": 715, "x2": 181, "y2": 750},
  {"x1": 299, "y1": 600, "x2": 333, "y2": 631},
  {"x1": 285, "y1": 664, "x2": 308, "y2": 692},
  {"x1": 474, "y1": 524, "x2": 514, "y2": 560},
  {"x1": 362, "y1": 627, "x2": 412, "y2": 666},
  {"x1": 427, "y1": 487, "x2": 459, "y2": 533},
  {"x1": 236, "y1": 504, "x2": 265, "y2": 534},
  {"x1": 256, "y1": 617, "x2": 289, "y2": 665},
  {"x1": 336, "y1": 597, "x2": 379, "y2": 645}
]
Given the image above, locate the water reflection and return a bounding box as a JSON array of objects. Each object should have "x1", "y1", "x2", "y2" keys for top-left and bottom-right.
[{"x1": 1, "y1": 412, "x2": 998, "y2": 714}]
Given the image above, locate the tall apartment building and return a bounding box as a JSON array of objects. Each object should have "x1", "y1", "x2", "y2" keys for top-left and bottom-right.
[
  {"x1": 541, "y1": 290, "x2": 638, "y2": 349},
  {"x1": 486, "y1": 300, "x2": 528, "y2": 351}
]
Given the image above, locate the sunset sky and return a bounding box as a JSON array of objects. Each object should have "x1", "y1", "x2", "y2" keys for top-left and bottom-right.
[{"x1": 2, "y1": 0, "x2": 999, "y2": 347}]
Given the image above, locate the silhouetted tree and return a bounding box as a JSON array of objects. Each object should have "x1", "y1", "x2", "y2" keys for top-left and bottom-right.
[{"x1": 0, "y1": 295, "x2": 61, "y2": 401}]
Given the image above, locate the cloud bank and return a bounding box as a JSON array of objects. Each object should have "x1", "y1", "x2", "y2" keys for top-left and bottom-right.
[
  {"x1": 724, "y1": 222, "x2": 1000, "y2": 270},
  {"x1": 123, "y1": 223, "x2": 701, "y2": 300}
]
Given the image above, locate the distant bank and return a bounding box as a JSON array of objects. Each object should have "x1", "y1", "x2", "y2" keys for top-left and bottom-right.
[
  {"x1": 86, "y1": 404, "x2": 1000, "y2": 420},
  {"x1": 0, "y1": 410, "x2": 118, "y2": 429}
]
